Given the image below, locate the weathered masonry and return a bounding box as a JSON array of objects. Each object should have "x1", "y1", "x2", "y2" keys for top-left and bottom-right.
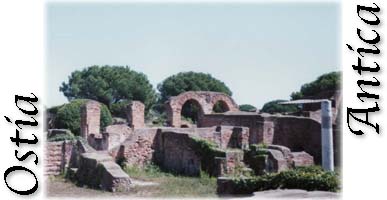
[{"x1": 45, "y1": 90, "x2": 341, "y2": 192}]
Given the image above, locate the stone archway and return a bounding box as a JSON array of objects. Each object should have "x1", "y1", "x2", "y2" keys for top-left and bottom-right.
[{"x1": 165, "y1": 91, "x2": 239, "y2": 127}]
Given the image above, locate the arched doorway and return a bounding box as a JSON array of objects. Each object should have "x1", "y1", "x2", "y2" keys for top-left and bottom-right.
[
  {"x1": 212, "y1": 100, "x2": 230, "y2": 113},
  {"x1": 180, "y1": 99, "x2": 203, "y2": 127}
]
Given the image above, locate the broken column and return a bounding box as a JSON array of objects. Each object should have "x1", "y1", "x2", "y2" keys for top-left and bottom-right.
[
  {"x1": 321, "y1": 100, "x2": 334, "y2": 171},
  {"x1": 80, "y1": 100, "x2": 101, "y2": 139},
  {"x1": 127, "y1": 101, "x2": 145, "y2": 128}
]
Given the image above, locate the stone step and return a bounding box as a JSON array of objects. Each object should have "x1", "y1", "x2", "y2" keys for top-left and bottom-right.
[
  {"x1": 46, "y1": 151, "x2": 62, "y2": 156},
  {"x1": 46, "y1": 146, "x2": 62, "y2": 151},
  {"x1": 44, "y1": 158, "x2": 62, "y2": 163},
  {"x1": 44, "y1": 171, "x2": 60, "y2": 176},
  {"x1": 45, "y1": 166, "x2": 61, "y2": 172},
  {"x1": 45, "y1": 162, "x2": 62, "y2": 167}
]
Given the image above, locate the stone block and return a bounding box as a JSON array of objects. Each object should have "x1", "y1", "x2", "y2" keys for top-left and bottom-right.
[
  {"x1": 75, "y1": 152, "x2": 131, "y2": 192},
  {"x1": 290, "y1": 152, "x2": 314, "y2": 167}
]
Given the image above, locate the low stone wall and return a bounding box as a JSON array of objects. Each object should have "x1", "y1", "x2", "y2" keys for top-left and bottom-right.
[
  {"x1": 269, "y1": 116, "x2": 323, "y2": 164},
  {"x1": 45, "y1": 141, "x2": 73, "y2": 176},
  {"x1": 244, "y1": 145, "x2": 314, "y2": 175},
  {"x1": 75, "y1": 152, "x2": 131, "y2": 192},
  {"x1": 67, "y1": 140, "x2": 132, "y2": 192},
  {"x1": 201, "y1": 112, "x2": 339, "y2": 165}
]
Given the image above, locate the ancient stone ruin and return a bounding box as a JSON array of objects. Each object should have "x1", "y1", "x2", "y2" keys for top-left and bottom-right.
[{"x1": 45, "y1": 91, "x2": 340, "y2": 193}]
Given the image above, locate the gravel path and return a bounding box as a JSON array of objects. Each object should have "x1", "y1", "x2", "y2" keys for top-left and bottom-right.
[{"x1": 232, "y1": 189, "x2": 340, "y2": 200}]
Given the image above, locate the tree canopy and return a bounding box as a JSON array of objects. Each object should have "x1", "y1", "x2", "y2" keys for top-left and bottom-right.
[
  {"x1": 260, "y1": 100, "x2": 300, "y2": 114},
  {"x1": 157, "y1": 71, "x2": 232, "y2": 102},
  {"x1": 239, "y1": 104, "x2": 257, "y2": 112},
  {"x1": 60, "y1": 66, "x2": 157, "y2": 112},
  {"x1": 291, "y1": 71, "x2": 341, "y2": 100}
]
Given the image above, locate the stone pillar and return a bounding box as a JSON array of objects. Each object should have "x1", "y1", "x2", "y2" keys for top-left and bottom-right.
[
  {"x1": 321, "y1": 100, "x2": 334, "y2": 171},
  {"x1": 127, "y1": 101, "x2": 145, "y2": 128},
  {"x1": 80, "y1": 100, "x2": 101, "y2": 139},
  {"x1": 254, "y1": 120, "x2": 274, "y2": 145},
  {"x1": 166, "y1": 102, "x2": 180, "y2": 127},
  {"x1": 262, "y1": 121, "x2": 275, "y2": 144}
]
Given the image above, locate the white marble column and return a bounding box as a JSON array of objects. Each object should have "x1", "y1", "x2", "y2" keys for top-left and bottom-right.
[{"x1": 321, "y1": 100, "x2": 334, "y2": 171}]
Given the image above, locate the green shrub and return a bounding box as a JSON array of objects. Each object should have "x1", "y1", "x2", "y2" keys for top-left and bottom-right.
[
  {"x1": 47, "y1": 132, "x2": 76, "y2": 142},
  {"x1": 110, "y1": 100, "x2": 130, "y2": 118},
  {"x1": 191, "y1": 137, "x2": 226, "y2": 176},
  {"x1": 273, "y1": 166, "x2": 339, "y2": 192},
  {"x1": 239, "y1": 104, "x2": 257, "y2": 112},
  {"x1": 261, "y1": 99, "x2": 300, "y2": 114},
  {"x1": 229, "y1": 166, "x2": 340, "y2": 194},
  {"x1": 55, "y1": 99, "x2": 113, "y2": 136}
]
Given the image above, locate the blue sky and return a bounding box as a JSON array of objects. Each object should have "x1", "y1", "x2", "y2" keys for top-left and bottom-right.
[{"x1": 47, "y1": 2, "x2": 340, "y2": 108}]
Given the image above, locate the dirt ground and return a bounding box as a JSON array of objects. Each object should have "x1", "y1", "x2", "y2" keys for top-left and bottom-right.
[
  {"x1": 46, "y1": 175, "x2": 216, "y2": 198},
  {"x1": 46, "y1": 176, "x2": 339, "y2": 199}
]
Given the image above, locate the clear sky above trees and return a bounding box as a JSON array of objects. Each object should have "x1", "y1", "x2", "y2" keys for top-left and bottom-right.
[{"x1": 47, "y1": 3, "x2": 339, "y2": 108}]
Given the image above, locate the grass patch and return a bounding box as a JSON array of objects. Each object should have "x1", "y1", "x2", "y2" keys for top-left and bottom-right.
[{"x1": 124, "y1": 164, "x2": 217, "y2": 197}]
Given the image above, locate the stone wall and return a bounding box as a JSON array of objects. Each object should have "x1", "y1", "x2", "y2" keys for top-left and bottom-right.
[
  {"x1": 200, "y1": 113, "x2": 273, "y2": 145},
  {"x1": 80, "y1": 100, "x2": 101, "y2": 138},
  {"x1": 68, "y1": 140, "x2": 132, "y2": 192},
  {"x1": 244, "y1": 145, "x2": 314, "y2": 176},
  {"x1": 110, "y1": 129, "x2": 157, "y2": 167},
  {"x1": 269, "y1": 116, "x2": 322, "y2": 163},
  {"x1": 200, "y1": 112, "x2": 339, "y2": 165},
  {"x1": 74, "y1": 152, "x2": 131, "y2": 192},
  {"x1": 157, "y1": 132, "x2": 202, "y2": 176},
  {"x1": 109, "y1": 126, "x2": 250, "y2": 167},
  {"x1": 45, "y1": 141, "x2": 73, "y2": 176},
  {"x1": 127, "y1": 101, "x2": 145, "y2": 128},
  {"x1": 199, "y1": 126, "x2": 249, "y2": 149},
  {"x1": 270, "y1": 115, "x2": 340, "y2": 165}
]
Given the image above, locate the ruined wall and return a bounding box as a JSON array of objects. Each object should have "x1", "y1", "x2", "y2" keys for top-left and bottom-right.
[
  {"x1": 127, "y1": 101, "x2": 145, "y2": 128},
  {"x1": 75, "y1": 152, "x2": 131, "y2": 192},
  {"x1": 268, "y1": 116, "x2": 339, "y2": 164},
  {"x1": 110, "y1": 129, "x2": 157, "y2": 166},
  {"x1": 201, "y1": 113, "x2": 339, "y2": 165},
  {"x1": 66, "y1": 140, "x2": 132, "y2": 192},
  {"x1": 45, "y1": 141, "x2": 73, "y2": 176},
  {"x1": 80, "y1": 100, "x2": 101, "y2": 138},
  {"x1": 199, "y1": 126, "x2": 249, "y2": 149},
  {"x1": 109, "y1": 126, "x2": 250, "y2": 167},
  {"x1": 157, "y1": 132, "x2": 202, "y2": 176},
  {"x1": 200, "y1": 113, "x2": 273, "y2": 145}
]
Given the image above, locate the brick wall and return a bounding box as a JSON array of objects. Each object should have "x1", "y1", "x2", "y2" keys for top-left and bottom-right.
[
  {"x1": 80, "y1": 100, "x2": 101, "y2": 139},
  {"x1": 45, "y1": 141, "x2": 73, "y2": 176},
  {"x1": 200, "y1": 113, "x2": 339, "y2": 165},
  {"x1": 200, "y1": 113, "x2": 273, "y2": 145},
  {"x1": 269, "y1": 115, "x2": 341, "y2": 165},
  {"x1": 109, "y1": 126, "x2": 249, "y2": 167}
]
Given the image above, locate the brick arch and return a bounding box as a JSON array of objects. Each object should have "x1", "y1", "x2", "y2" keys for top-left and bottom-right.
[{"x1": 165, "y1": 91, "x2": 239, "y2": 127}]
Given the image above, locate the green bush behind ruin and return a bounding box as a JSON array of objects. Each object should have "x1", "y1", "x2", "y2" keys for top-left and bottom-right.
[{"x1": 54, "y1": 99, "x2": 113, "y2": 136}]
